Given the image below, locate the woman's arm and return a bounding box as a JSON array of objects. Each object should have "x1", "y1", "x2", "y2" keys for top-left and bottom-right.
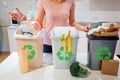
[
  {"x1": 36, "y1": 7, "x2": 45, "y2": 26},
  {"x1": 69, "y1": 1, "x2": 91, "y2": 32},
  {"x1": 34, "y1": 6, "x2": 45, "y2": 30}
]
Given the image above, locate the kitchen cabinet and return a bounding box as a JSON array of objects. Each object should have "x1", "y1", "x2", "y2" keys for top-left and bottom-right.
[
  {"x1": 0, "y1": 27, "x2": 9, "y2": 51},
  {"x1": 7, "y1": 25, "x2": 19, "y2": 53}
]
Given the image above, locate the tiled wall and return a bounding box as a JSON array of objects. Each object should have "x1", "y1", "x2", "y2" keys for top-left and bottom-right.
[
  {"x1": 90, "y1": 0, "x2": 120, "y2": 11},
  {"x1": 76, "y1": 0, "x2": 120, "y2": 11},
  {"x1": 75, "y1": 0, "x2": 120, "y2": 22}
]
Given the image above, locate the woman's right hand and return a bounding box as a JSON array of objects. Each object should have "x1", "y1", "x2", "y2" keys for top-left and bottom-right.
[
  {"x1": 32, "y1": 21, "x2": 43, "y2": 31},
  {"x1": 9, "y1": 8, "x2": 27, "y2": 22}
]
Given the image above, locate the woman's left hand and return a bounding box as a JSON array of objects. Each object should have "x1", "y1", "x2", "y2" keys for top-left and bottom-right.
[{"x1": 84, "y1": 23, "x2": 91, "y2": 32}]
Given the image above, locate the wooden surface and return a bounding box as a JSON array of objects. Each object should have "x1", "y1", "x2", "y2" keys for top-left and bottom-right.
[{"x1": 0, "y1": 52, "x2": 10, "y2": 63}]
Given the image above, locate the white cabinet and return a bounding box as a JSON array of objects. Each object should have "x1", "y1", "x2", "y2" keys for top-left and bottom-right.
[{"x1": 7, "y1": 25, "x2": 19, "y2": 53}]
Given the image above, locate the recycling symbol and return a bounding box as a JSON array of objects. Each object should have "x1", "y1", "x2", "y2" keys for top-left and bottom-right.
[
  {"x1": 96, "y1": 46, "x2": 112, "y2": 60},
  {"x1": 24, "y1": 45, "x2": 36, "y2": 60},
  {"x1": 56, "y1": 46, "x2": 73, "y2": 61}
]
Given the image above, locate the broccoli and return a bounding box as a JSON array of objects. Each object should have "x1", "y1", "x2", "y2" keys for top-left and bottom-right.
[{"x1": 69, "y1": 61, "x2": 88, "y2": 77}]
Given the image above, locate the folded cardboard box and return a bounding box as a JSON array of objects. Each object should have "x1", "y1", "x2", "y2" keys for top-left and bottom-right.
[{"x1": 101, "y1": 59, "x2": 119, "y2": 76}]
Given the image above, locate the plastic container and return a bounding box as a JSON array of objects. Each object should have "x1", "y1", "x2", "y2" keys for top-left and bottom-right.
[
  {"x1": 87, "y1": 35, "x2": 119, "y2": 70},
  {"x1": 50, "y1": 26, "x2": 79, "y2": 69},
  {"x1": 15, "y1": 24, "x2": 43, "y2": 72}
]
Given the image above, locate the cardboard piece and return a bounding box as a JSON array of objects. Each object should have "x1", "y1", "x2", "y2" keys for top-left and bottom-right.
[
  {"x1": 101, "y1": 59, "x2": 119, "y2": 76},
  {"x1": 19, "y1": 46, "x2": 29, "y2": 73}
]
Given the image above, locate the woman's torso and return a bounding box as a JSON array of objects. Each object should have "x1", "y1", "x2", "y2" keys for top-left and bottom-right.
[{"x1": 37, "y1": 0, "x2": 74, "y2": 45}]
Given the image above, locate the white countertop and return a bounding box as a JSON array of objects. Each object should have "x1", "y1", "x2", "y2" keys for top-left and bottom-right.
[{"x1": 0, "y1": 52, "x2": 120, "y2": 80}]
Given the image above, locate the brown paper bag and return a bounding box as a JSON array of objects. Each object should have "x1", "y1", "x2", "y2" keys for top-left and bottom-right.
[
  {"x1": 101, "y1": 59, "x2": 119, "y2": 76},
  {"x1": 19, "y1": 46, "x2": 29, "y2": 73}
]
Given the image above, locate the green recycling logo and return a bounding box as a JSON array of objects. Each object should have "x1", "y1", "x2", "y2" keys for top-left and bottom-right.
[
  {"x1": 96, "y1": 46, "x2": 112, "y2": 60},
  {"x1": 56, "y1": 46, "x2": 73, "y2": 61},
  {"x1": 24, "y1": 45, "x2": 36, "y2": 60}
]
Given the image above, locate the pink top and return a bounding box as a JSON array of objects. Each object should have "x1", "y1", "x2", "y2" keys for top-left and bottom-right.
[{"x1": 37, "y1": 0, "x2": 75, "y2": 45}]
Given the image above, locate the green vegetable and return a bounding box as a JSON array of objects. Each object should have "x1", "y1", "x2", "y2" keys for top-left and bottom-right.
[{"x1": 69, "y1": 61, "x2": 88, "y2": 77}]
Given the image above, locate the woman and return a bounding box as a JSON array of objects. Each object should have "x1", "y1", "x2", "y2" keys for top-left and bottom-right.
[{"x1": 9, "y1": 0, "x2": 91, "y2": 53}]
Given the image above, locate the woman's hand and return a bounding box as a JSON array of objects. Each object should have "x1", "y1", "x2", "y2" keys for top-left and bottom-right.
[
  {"x1": 9, "y1": 8, "x2": 27, "y2": 22},
  {"x1": 72, "y1": 22, "x2": 91, "y2": 32},
  {"x1": 84, "y1": 23, "x2": 91, "y2": 32},
  {"x1": 31, "y1": 21, "x2": 43, "y2": 31}
]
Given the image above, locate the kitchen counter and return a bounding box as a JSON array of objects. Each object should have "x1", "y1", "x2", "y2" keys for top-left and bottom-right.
[{"x1": 0, "y1": 52, "x2": 120, "y2": 80}]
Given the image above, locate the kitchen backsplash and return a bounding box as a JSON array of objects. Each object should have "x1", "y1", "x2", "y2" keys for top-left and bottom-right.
[
  {"x1": 90, "y1": 0, "x2": 120, "y2": 11},
  {"x1": 75, "y1": 0, "x2": 120, "y2": 22}
]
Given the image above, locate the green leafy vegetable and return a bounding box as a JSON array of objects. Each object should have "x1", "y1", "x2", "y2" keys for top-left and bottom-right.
[{"x1": 69, "y1": 61, "x2": 88, "y2": 77}]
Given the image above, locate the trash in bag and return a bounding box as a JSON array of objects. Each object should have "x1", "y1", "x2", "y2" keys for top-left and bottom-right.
[{"x1": 87, "y1": 23, "x2": 120, "y2": 37}]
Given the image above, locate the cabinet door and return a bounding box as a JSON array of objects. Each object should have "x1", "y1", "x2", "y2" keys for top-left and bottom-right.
[
  {"x1": 0, "y1": 27, "x2": 9, "y2": 51},
  {"x1": 7, "y1": 26, "x2": 19, "y2": 53}
]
